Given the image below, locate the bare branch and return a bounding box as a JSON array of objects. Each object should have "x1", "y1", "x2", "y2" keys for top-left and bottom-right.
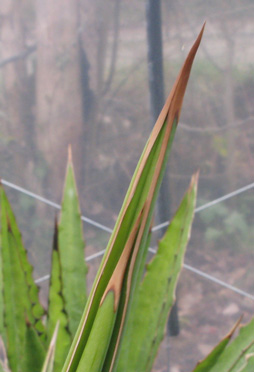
[
  {"x1": 0, "y1": 45, "x2": 36, "y2": 69},
  {"x1": 179, "y1": 115, "x2": 254, "y2": 133}
]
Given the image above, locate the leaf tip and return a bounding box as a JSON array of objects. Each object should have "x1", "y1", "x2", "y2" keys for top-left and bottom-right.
[
  {"x1": 68, "y1": 145, "x2": 73, "y2": 164},
  {"x1": 186, "y1": 171, "x2": 199, "y2": 198},
  {"x1": 157, "y1": 23, "x2": 205, "y2": 133},
  {"x1": 189, "y1": 23, "x2": 205, "y2": 59},
  {"x1": 178, "y1": 22, "x2": 205, "y2": 90},
  {"x1": 192, "y1": 170, "x2": 200, "y2": 186},
  {"x1": 198, "y1": 22, "x2": 206, "y2": 42},
  {"x1": 227, "y1": 314, "x2": 243, "y2": 338}
]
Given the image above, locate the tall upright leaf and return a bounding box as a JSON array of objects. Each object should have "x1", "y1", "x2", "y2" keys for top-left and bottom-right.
[
  {"x1": 0, "y1": 186, "x2": 46, "y2": 372},
  {"x1": 115, "y1": 173, "x2": 198, "y2": 372},
  {"x1": 62, "y1": 24, "x2": 204, "y2": 372},
  {"x1": 47, "y1": 221, "x2": 71, "y2": 372},
  {"x1": 0, "y1": 235, "x2": 4, "y2": 343},
  {"x1": 57, "y1": 148, "x2": 88, "y2": 338},
  {"x1": 21, "y1": 322, "x2": 46, "y2": 372},
  {"x1": 42, "y1": 323, "x2": 60, "y2": 372}
]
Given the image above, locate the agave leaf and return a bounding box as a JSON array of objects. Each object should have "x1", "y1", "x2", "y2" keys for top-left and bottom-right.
[
  {"x1": 236, "y1": 354, "x2": 254, "y2": 372},
  {"x1": 194, "y1": 317, "x2": 254, "y2": 372},
  {"x1": 135, "y1": 226, "x2": 152, "y2": 287},
  {"x1": 21, "y1": 322, "x2": 46, "y2": 372},
  {"x1": 67, "y1": 209, "x2": 143, "y2": 372},
  {"x1": 0, "y1": 235, "x2": 4, "y2": 343},
  {"x1": 0, "y1": 186, "x2": 46, "y2": 372},
  {"x1": 41, "y1": 322, "x2": 59, "y2": 372},
  {"x1": 115, "y1": 173, "x2": 198, "y2": 372},
  {"x1": 0, "y1": 336, "x2": 10, "y2": 372},
  {"x1": 191, "y1": 317, "x2": 242, "y2": 372},
  {"x1": 75, "y1": 290, "x2": 117, "y2": 372},
  {"x1": 101, "y1": 214, "x2": 153, "y2": 372},
  {"x1": 58, "y1": 148, "x2": 88, "y2": 338},
  {"x1": 103, "y1": 27, "x2": 204, "y2": 372},
  {"x1": 47, "y1": 221, "x2": 71, "y2": 372},
  {"x1": 62, "y1": 24, "x2": 204, "y2": 372},
  {"x1": 0, "y1": 360, "x2": 9, "y2": 372}
]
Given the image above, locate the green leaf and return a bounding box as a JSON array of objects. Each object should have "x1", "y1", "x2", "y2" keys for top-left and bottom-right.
[
  {"x1": 236, "y1": 354, "x2": 254, "y2": 372},
  {"x1": 47, "y1": 221, "x2": 71, "y2": 372},
  {"x1": 0, "y1": 186, "x2": 46, "y2": 372},
  {"x1": 191, "y1": 317, "x2": 242, "y2": 372},
  {"x1": 75, "y1": 291, "x2": 117, "y2": 372},
  {"x1": 21, "y1": 322, "x2": 46, "y2": 372},
  {"x1": 0, "y1": 234, "x2": 4, "y2": 343},
  {"x1": 115, "y1": 173, "x2": 198, "y2": 372},
  {"x1": 193, "y1": 317, "x2": 254, "y2": 372},
  {"x1": 62, "y1": 25, "x2": 204, "y2": 372},
  {"x1": 58, "y1": 149, "x2": 88, "y2": 338},
  {"x1": 0, "y1": 336, "x2": 10, "y2": 372},
  {"x1": 41, "y1": 323, "x2": 59, "y2": 372}
]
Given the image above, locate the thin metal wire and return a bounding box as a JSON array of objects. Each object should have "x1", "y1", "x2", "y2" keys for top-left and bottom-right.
[
  {"x1": 2, "y1": 178, "x2": 254, "y2": 234},
  {"x1": 35, "y1": 274, "x2": 50, "y2": 284},
  {"x1": 35, "y1": 249, "x2": 107, "y2": 283},
  {"x1": 35, "y1": 250, "x2": 108, "y2": 284},
  {"x1": 2, "y1": 177, "x2": 254, "y2": 300},
  {"x1": 183, "y1": 264, "x2": 254, "y2": 301},
  {"x1": 179, "y1": 116, "x2": 254, "y2": 133},
  {"x1": 149, "y1": 247, "x2": 254, "y2": 301},
  {"x1": 152, "y1": 181, "x2": 254, "y2": 232},
  {"x1": 35, "y1": 247, "x2": 254, "y2": 301},
  {"x1": 1, "y1": 179, "x2": 113, "y2": 233}
]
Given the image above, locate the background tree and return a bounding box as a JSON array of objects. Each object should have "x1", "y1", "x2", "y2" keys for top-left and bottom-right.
[
  {"x1": 0, "y1": 1, "x2": 254, "y2": 371},
  {"x1": 36, "y1": 0, "x2": 84, "y2": 194},
  {"x1": 0, "y1": 0, "x2": 35, "y2": 186}
]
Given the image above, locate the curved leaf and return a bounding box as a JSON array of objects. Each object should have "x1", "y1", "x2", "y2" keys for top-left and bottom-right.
[
  {"x1": 76, "y1": 291, "x2": 116, "y2": 372},
  {"x1": 47, "y1": 221, "x2": 71, "y2": 372},
  {"x1": 58, "y1": 149, "x2": 88, "y2": 338},
  {"x1": 192, "y1": 317, "x2": 242, "y2": 372},
  {"x1": 62, "y1": 24, "x2": 204, "y2": 372},
  {"x1": 41, "y1": 322, "x2": 59, "y2": 372},
  {"x1": 22, "y1": 322, "x2": 46, "y2": 372},
  {"x1": 192, "y1": 317, "x2": 254, "y2": 372},
  {"x1": 0, "y1": 186, "x2": 46, "y2": 372},
  {"x1": 236, "y1": 354, "x2": 254, "y2": 372},
  {"x1": 0, "y1": 235, "x2": 4, "y2": 344},
  {"x1": 115, "y1": 172, "x2": 198, "y2": 372}
]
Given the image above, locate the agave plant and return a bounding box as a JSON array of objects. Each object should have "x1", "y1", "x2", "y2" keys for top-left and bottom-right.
[
  {"x1": 0, "y1": 23, "x2": 253, "y2": 372},
  {"x1": 191, "y1": 317, "x2": 254, "y2": 372}
]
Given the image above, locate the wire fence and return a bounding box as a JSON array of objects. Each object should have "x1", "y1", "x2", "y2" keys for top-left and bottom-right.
[{"x1": 1, "y1": 178, "x2": 254, "y2": 301}]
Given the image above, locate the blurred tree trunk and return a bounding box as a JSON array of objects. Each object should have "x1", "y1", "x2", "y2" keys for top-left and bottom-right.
[
  {"x1": 0, "y1": 0, "x2": 34, "y2": 183},
  {"x1": 83, "y1": 0, "x2": 111, "y2": 183},
  {"x1": 146, "y1": 0, "x2": 171, "y2": 231},
  {"x1": 36, "y1": 0, "x2": 84, "y2": 194},
  {"x1": 79, "y1": 0, "x2": 121, "y2": 193},
  {"x1": 146, "y1": 0, "x2": 179, "y2": 338}
]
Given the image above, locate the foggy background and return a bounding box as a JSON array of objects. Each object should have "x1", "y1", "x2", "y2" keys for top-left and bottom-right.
[{"x1": 0, "y1": 1, "x2": 254, "y2": 371}]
